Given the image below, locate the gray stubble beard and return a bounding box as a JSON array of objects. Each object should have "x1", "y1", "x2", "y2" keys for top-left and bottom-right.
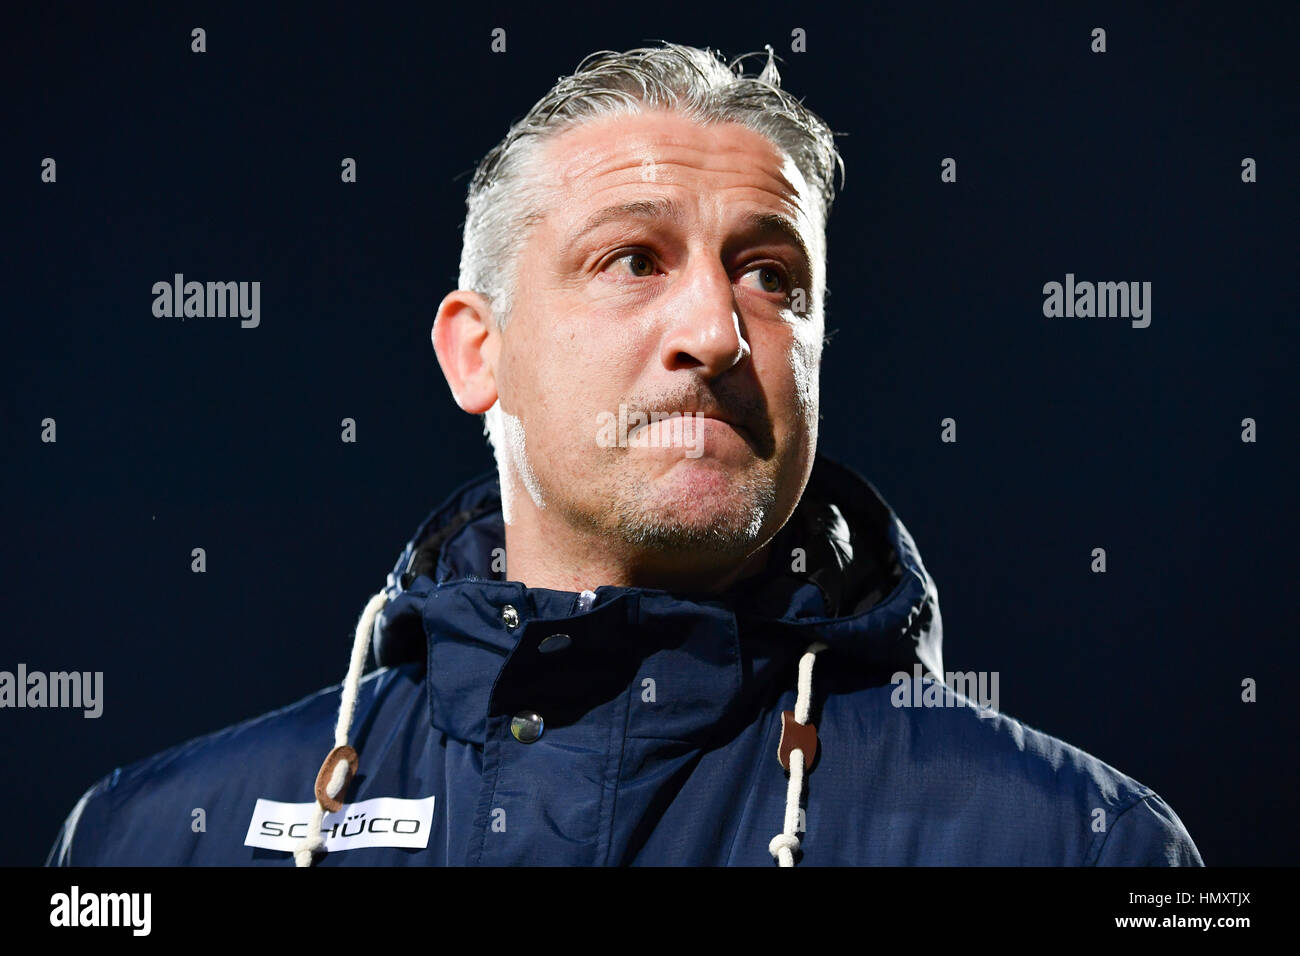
[{"x1": 590, "y1": 459, "x2": 781, "y2": 555}]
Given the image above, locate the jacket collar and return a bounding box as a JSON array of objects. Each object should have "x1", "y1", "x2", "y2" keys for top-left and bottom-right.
[{"x1": 373, "y1": 454, "x2": 943, "y2": 745}]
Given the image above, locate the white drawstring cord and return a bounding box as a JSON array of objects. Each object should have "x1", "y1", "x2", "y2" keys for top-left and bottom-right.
[
  {"x1": 769, "y1": 641, "x2": 828, "y2": 867},
  {"x1": 295, "y1": 588, "x2": 389, "y2": 867}
]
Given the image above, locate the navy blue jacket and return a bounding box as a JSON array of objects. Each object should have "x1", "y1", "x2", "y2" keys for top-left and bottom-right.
[{"x1": 47, "y1": 456, "x2": 1202, "y2": 866}]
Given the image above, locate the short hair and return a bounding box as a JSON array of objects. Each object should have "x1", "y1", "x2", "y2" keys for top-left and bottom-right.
[{"x1": 458, "y1": 41, "x2": 846, "y2": 328}]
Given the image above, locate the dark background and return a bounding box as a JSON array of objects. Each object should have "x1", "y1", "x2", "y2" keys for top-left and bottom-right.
[{"x1": 3, "y1": 1, "x2": 1295, "y2": 866}]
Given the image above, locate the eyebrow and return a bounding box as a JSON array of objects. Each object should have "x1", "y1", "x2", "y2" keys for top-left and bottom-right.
[
  {"x1": 569, "y1": 198, "x2": 685, "y2": 243},
  {"x1": 567, "y1": 199, "x2": 813, "y2": 280}
]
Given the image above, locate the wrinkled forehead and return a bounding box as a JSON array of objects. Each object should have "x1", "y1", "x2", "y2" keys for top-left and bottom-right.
[{"x1": 528, "y1": 110, "x2": 825, "y2": 249}]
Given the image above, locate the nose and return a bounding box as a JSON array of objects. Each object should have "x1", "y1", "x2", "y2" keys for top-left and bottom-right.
[{"x1": 658, "y1": 257, "x2": 751, "y2": 377}]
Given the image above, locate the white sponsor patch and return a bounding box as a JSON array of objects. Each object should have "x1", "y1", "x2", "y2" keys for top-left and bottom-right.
[{"x1": 244, "y1": 795, "x2": 436, "y2": 852}]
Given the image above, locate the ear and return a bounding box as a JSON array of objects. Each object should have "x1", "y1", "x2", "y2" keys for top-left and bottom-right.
[{"x1": 432, "y1": 290, "x2": 500, "y2": 415}]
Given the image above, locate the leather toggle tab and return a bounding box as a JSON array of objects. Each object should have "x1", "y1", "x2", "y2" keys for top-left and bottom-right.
[
  {"x1": 314, "y1": 745, "x2": 359, "y2": 812},
  {"x1": 777, "y1": 710, "x2": 819, "y2": 772}
]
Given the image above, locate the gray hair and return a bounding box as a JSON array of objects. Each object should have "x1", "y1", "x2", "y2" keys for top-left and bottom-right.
[{"x1": 457, "y1": 41, "x2": 846, "y2": 328}]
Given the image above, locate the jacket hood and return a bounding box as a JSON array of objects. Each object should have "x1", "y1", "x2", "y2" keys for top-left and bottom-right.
[{"x1": 371, "y1": 453, "x2": 943, "y2": 679}]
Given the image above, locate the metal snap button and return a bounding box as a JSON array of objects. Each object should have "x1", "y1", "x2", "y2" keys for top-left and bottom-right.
[
  {"x1": 538, "y1": 633, "x2": 571, "y2": 654},
  {"x1": 501, "y1": 604, "x2": 520, "y2": 629},
  {"x1": 510, "y1": 711, "x2": 544, "y2": 743}
]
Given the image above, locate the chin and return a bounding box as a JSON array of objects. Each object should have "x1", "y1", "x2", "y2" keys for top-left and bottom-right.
[
  {"x1": 613, "y1": 464, "x2": 777, "y2": 551},
  {"x1": 617, "y1": 510, "x2": 768, "y2": 555}
]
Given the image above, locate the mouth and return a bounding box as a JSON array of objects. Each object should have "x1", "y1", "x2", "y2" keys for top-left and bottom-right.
[
  {"x1": 694, "y1": 413, "x2": 749, "y2": 442},
  {"x1": 623, "y1": 410, "x2": 755, "y2": 459},
  {"x1": 625, "y1": 409, "x2": 745, "y2": 435},
  {"x1": 612, "y1": 395, "x2": 774, "y2": 459}
]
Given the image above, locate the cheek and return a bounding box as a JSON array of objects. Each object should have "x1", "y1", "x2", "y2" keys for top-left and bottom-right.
[
  {"x1": 552, "y1": 313, "x2": 652, "y2": 408},
  {"x1": 767, "y1": 321, "x2": 821, "y2": 427},
  {"x1": 500, "y1": 321, "x2": 630, "y2": 463},
  {"x1": 790, "y1": 331, "x2": 821, "y2": 419},
  {"x1": 497, "y1": 340, "x2": 537, "y2": 415}
]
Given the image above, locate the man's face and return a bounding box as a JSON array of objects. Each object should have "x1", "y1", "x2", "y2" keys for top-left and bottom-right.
[{"x1": 492, "y1": 108, "x2": 824, "y2": 570}]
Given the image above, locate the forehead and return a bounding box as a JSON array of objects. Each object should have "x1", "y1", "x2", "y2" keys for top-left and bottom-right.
[{"x1": 531, "y1": 109, "x2": 818, "y2": 234}]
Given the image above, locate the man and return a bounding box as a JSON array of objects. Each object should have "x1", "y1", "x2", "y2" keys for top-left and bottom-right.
[{"x1": 47, "y1": 42, "x2": 1201, "y2": 866}]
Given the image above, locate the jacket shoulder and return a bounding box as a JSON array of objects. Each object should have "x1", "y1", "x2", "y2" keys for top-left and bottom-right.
[
  {"x1": 46, "y1": 663, "x2": 422, "y2": 866},
  {"x1": 968, "y1": 705, "x2": 1203, "y2": 865},
  {"x1": 825, "y1": 679, "x2": 1203, "y2": 865}
]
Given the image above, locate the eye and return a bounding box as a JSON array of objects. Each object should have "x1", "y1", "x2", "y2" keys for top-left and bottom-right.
[
  {"x1": 607, "y1": 252, "x2": 658, "y2": 278},
  {"x1": 739, "y1": 264, "x2": 788, "y2": 294}
]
